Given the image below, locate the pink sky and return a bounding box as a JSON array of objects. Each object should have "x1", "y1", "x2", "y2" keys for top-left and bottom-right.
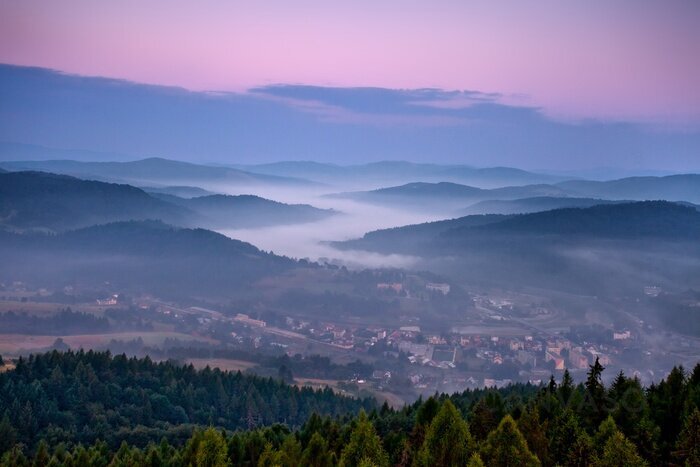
[{"x1": 1, "y1": 0, "x2": 698, "y2": 123}]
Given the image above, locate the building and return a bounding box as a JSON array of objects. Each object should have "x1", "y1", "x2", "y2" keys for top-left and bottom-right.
[
  {"x1": 568, "y1": 348, "x2": 589, "y2": 369},
  {"x1": 426, "y1": 283, "x2": 450, "y2": 294},
  {"x1": 613, "y1": 330, "x2": 631, "y2": 340},
  {"x1": 377, "y1": 283, "x2": 403, "y2": 293},
  {"x1": 233, "y1": 313, "x2": 266, "y2": 328},
  {"x1": 545, "y1": 351, "x2": 565, "y2": 370},
  {"x1": 96, "y1": 294, "x2": 118, "y2": 306}
]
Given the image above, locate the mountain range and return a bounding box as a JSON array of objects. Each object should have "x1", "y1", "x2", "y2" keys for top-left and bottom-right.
[
  {"x1": 330, "y1": 174, "x2": 700, "y2": 212},
  {"x1": 234, "y1": 160, "x2": 566, "y2": 188},
  {"x1": 0, "y1": 171, "x2": 334, "y2": 232},
  {"x1": 0, "y1": 156, "x2": 315, "y2": 188},
  {"x1": 337, "y1": 201, "x2": 700, "y2": 295}
]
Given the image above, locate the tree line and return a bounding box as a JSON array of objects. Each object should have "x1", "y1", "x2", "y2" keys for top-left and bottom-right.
[{"x1": 1, "y1": 350, "x2": 699, "y2": 465}]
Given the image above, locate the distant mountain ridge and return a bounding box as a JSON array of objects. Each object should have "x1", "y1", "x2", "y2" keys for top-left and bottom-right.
[
  {"x1": 336, "y1": 201, "x2": 700, "y2": 295},
  {"x1": 460, "y1": 197, "x2": 622, "y2": 215},
  {"x1": 329, "y1": 181, "x2": 570, "y2": 211},
  {"x1": 236, "y1": 160, "x2": 566, "y2": 188},
  {"x1": 339, "y1": 201, "x2": 700, "y2": 253},
  {"x1": 153, "y1": 192, "x2": 337, "y2": 228},
  {"x1": 557, "y1": 175, "x2": 700, "y2": 202},
  {"x1": 0, "y1": 157, "x2": 316, "y2": 187},
  {"x1": 0, "y1": 171, "x2": 334, "y2": 232},
  {"x1": 0, "y1": 170, "x2": 188, "y2": 231},
  {"x1": 329, "y1": 174, "x2": 700, "y2": 212}
]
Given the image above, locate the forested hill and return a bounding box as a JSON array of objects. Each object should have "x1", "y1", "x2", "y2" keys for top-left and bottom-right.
[
  {"x1": 0, "y1": 171, "x2": 187, "y2": 231},
  {"x1": 1, "y1": 351, "x2": 699, "y2": 465},
  {"x1": 341, "y1": 201, "x2": 700, "y2": 253},
  {"x1": 0, "y1": 350, "x2": 374, "y2": 451},
  {"x1": 463, "y1": 200, "x2": 700, "y2": 238},
  {"x1": 154, "y1": 193, "x2": 336, "y2": 228},
  {"x1": 0, "y1": 170, "x2": 334, "y2": 232},
  {"x1": 0, "y1": 220, "x2": 300, "y2": 298}
]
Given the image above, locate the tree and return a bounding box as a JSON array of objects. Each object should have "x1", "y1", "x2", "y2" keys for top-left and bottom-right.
[
  {"x1": 301, "y1": 432, "x2": 333, "y2": 467},
  {"x1": 277, "y1": 435, "x2": 302, "y2": 467},
  {"x1": 583, "y1": 357, "x2": 607, "y2": 430},
  {"x1": 278, "y1": 365, "x2": 294, "y2": 384},
  {"x1": 32, "y1": 440, "x2": 50, "y2": 467},
  {"x1": 480, "y1": 414, "x2": 540, "y2": 467},
  {"x1": 470, "y1": 398, "x2": 497, "y2": 441},
  {"x1": 559, "y1": 369, "x2": 575, "y2": 405},
  {"x1": 416, "y1": 400, "x2": 475, "y2": 467},
  {"x1": 467, "y1": 453, "x2": 486, "y2": 467},
  {"x1": 0, "y1": 414, "x2": 17, "y2": 456},
  {"x1": 257, "y1": 443, "x2": 282, "y2": 467},
  {"x1": 196, "y1": 427, "x2": 228, "y2": 467},
  {"x1": 339, "y1": 411, "x2": 388, "y2": 467},
  {"x1": 675, "y1": 408, "x2": 700, "y2": 466},
  {"x1": 517, "y1": 406, "x2": 549, "y2": 465},
  {"x1": 549, "y1": 409, "x2": 584, "y2": 465},
  {"x1": 595, "y1": 431, "x2": 647, "y2": 467}
]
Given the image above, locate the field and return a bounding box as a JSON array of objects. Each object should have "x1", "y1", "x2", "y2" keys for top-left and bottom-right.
[
  {"x1": 0, "y1": 299, "x2": 115, "y2": 316},
  {"x1": 0, "y1": 332, "x2": 216, "y2": 356}
]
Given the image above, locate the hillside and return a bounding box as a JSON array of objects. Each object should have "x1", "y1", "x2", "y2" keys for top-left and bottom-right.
[
  {"x1": 0, "y1": 157, "x2": 314, "y2": 187},
  {"x1": 330, "y1": 181, "x2": 571, "y2": 212},
  {"x1": 156, "y1": 193, "x2": 337, "y2": 228},
  {"x1": 460, "y1": 196, "x2": 620, "y2": 215},
  {"x1": 455, "y1": 201, "x2": 700, "y2": 238},
  {"x1": 238, "y1": 160, "x2": 564, "y2": 188},
  {"x1": 0, "y1": 171, "x2": 188, "y2": 231},
  {"x1": 0, "y1": 171, "x2": 335, "y2": 232},
  {"x1": 0, "y1": 220, "x2": 300, "y2": 298},
  {"x1": 556, "y1": 174, "x2": 700, "y2": 203},
  {"x1": 337, "y1": 202, "x2": 700, "y2": 295},
  {"x1": 141, "y1": 185, "x2": 217, "y2": 198},
  {"x1": 0, "y1": 350, "x2": 374, "y2": 450},
  {"x1": 0, "y1": 350, "x2": 697, "y2": 466}
]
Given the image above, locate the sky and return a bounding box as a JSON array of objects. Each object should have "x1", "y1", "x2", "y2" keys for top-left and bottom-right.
[{"x1": 0, "y1": 1, "x2": 699, "y2": 170}]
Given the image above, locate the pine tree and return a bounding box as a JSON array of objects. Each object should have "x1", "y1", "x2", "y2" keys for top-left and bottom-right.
[
  {"x1": 517, "y1": 406, "x2": 549, "y2": 465},
  {"x1": 583, "y1": 357, "x2": 607, "y2": 430},
  {"x1": 32, "y1": 440, "x2": 50, "y2": 467},
  {"x1": 301, "y1": 432, "x2": 333, "y2": 467},
  {"x1": 339, "y1": 411, "x2": 389, "y2": 467},
  {"x1": 549, "y1": 409, "x2": 584, "y2": 465},
  {"x1": 277, "y1": 435, "x2": 302, "y2": 467},
  {"x1": 675, "y1": 408, "x2": 700, "y2": 466},
  {"x1": 416, "y1": 400, "x2": 475, "y2": 467},
  {"x1": 595, "y1": 431, "x2": 647, "y2": 467},
  {"x1": 559, "y1": 369, "x2": 575, "y2": 405},
  {"x1": 0, "y1": 414, "x2": 17, "y2": 456},
  {"x1": 470, "y1": 398, "x2": 497, "y2": 441},
  {"x1": 196, "y1": 427, "x2": 228, "y2": 467},
  {"x1": 480, "y1": 414, "x2": 540, "y2": 467},
  {"x1": 257, "y1": 443, "x2": 282, "y2": 467},
  {"x1": 467, "y1": 453, "x2": 486, "y2": 467}
]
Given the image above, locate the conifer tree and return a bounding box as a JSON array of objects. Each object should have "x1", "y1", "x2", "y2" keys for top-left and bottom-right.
[
  {"x1": 467, "y1": 452, "x2": 486, "y2": 467},
  {"x1": 595, "y1": 431, "x2": 647, "y2": 467},
  {"x1": 416, "y1": 399, "x2": 475, "y2": 467},
  {"x1": 675, "y1": 408, "x2": 700, "y2": 466},
  {"x1": 196, "y1": 427, "x2": 228, "y2": 467},
  {"x1": 301, "y1": 432, "x2": 333, "y2": 467},
  {"x1": 480, "y1": 414, "x2": 540, "y2": 467},
  {"x1": 339, "y1": 411, "x2": 388, "y2": 467}
]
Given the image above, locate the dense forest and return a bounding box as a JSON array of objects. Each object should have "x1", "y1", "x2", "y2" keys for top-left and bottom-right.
[{"x1": 1, "y1": 351, "x2": 699, "y2": 466}]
